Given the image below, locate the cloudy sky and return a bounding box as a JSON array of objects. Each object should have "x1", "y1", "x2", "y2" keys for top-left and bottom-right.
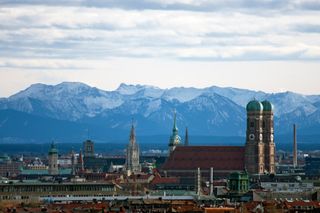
[{"x1": 0, "y1": 0, "x2": 320, "y2": 97}]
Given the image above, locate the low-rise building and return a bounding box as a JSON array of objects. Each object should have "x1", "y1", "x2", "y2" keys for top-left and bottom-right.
[
  {"x1": 305, "y1": 156, "x2": 320, "y2": 178},
  {"x1": 0, "y1": 181, "x2": 116, "y2": 202}
]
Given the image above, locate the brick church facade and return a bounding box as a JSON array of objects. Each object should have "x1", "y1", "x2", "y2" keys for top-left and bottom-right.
[{"x1": 162, "y1": 100, "x2": 275, "y2": 179}]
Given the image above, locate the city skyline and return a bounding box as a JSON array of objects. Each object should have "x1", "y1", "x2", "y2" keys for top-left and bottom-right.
[{"x1": 1, "y1": 1, "x2": 320, "y2": 210}]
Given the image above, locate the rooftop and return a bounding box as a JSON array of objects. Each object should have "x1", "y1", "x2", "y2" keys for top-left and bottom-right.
[{"x1": 162, "y1": 146, "x2": 245, "y2": 171}]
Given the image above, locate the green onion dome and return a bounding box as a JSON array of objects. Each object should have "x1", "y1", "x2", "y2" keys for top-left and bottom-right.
[
  {"x1": 48, "y1": 142, "x2": 58, "y2": 155},
  {"x1": 246, "y1": 100, "x2": 263, "y2": 112},
  {"x1": 261, "y1": 100, "x2": 273, "y2": 111}
]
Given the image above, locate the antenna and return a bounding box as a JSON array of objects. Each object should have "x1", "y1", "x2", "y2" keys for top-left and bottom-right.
[
  {"x1": 85, "y1": 128, "x2": 90, "y2": 140},
  {"x1": 293, "y1": 124, "x2": 297, "y2": 168}
]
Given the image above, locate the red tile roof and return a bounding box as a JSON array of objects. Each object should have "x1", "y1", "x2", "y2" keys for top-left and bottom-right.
[
  {"x1": 284, "y1": 200, "x2": 320, "y2": 208},
  {"x1": 151, "y1": 176, "x2": 180, "y2": 185},
  {"x1": 162, "y1": 146, "x2": 245, "y2": 171}
]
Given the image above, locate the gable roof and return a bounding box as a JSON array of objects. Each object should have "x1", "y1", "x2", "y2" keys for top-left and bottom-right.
[{"x1": 162, "y1": 146, "x2": 245, "y2": 171}]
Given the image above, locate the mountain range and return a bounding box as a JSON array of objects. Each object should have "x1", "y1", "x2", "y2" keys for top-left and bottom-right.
[{"x1": 0, "y1": 82, "x2": 319, "y2": 146}]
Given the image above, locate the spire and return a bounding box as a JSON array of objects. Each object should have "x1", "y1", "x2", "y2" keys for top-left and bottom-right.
[
  {"x1": 185, "y1": 127, "x2": 189, "y2": 146},
  {"x1": 50, "y1": 141, "x2": 55, "y2": 149},
  {"x1": 48, "y1": 141, "x2": 58, "y2": 155},
  {"x1": 126, "y1": 118, "x2": 140, "y2": 173},
  {"x1": 173, "y1": 110, "x2": 178, "y2": 133},
  {"x1": 71, "y1": 147, "x2": 75, "y2": 176},
  {"x1": 79, "y1": 149, "x2": 84, "y2": 172},
  {"x1": 130, "y1": 119, "x2": 136, "y2": 143},
  {"x1": 168, "y1": 110, "x2": 181, "y2": 155}
]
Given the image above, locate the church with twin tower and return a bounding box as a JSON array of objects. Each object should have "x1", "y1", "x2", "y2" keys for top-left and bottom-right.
[
  {"x1": 164, "y1": 100, "x2": 275, "y2": 176},
  {"x1": 245, "y1": 100, "x2": 275, "y2": 174}
]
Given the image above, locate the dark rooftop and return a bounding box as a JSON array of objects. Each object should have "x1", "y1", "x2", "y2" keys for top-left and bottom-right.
[{"x1": 162, "y1": 146, "x2": 245, "y2": 171}]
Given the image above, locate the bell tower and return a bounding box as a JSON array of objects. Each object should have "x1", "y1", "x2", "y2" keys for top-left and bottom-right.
[
  {"x1": 168, "y1": 111, "x2": 181, "y2": 155},
  {"x1": 125, "y1": 122, "x2": 140, "y2": 175},
  {"x1": 245, "y1": 100, "x2": 265, "y2": 174},
  {"x1": 262, "y1": 100, "x2": 275, "y2": 174},
  {"x1": 48, "y1": 142, "x2": 59, "y2": 175}
]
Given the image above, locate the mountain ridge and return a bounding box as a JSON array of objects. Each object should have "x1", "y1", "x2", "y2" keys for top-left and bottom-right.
[{"x1": 0, "y1": 82, "x2": 319, "y2": 143}]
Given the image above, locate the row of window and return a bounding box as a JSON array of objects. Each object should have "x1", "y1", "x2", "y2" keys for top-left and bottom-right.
[{"x1": 0, "y1": 185, "x2": 114, "y2": 193}]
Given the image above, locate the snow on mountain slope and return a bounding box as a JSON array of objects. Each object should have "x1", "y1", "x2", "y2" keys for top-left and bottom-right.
[
  {"x1": 206, "y1": 86, "x2": 266, "y2": 107},
  {"x1": 265, "y1": 91, "x2": 317, "y2": 116},
  {"x1": 3, "y1": 82, "x2": 124, "y2": 120},
  {"x1": 0, "y1": 82, "x2": 319, "y2": 138},
  {"x1": 162, "y1": 87, "x2": 204, "y2": 102}
]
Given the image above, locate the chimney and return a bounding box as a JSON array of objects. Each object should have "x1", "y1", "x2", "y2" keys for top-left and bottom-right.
[
  {"x1": 184, "y1": 127, "x2": 189, "y2": 146},
  {"x1": 210, "y1": 167, "x2": 214, "y2": 196},
  {"x1": 293, "y1": 124, "x2": 297, "y2": 168},
  {"x1": 197, "y1": 167, "x2": 201, "y2": 196}
]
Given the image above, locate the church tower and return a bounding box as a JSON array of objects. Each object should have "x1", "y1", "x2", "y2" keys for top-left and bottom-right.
[
  {"x1": 83, "y1": 139, "x2": 94, "y2": 158},
  {"x1": 168, "y1": 111, "x2": 181, "y2": 155},
  {"x1": 71, "y1": 148, "x2": 76, "y2": 176},
  {"x1": 245, "y1": 100, "x2": 265, "y2": 174},
  {"x1": 48, "y1": 142, "x2": 59, "y2": 175},
  {"x1": 126, "y1": 123, "x2": 140, "y2": 174},
  {"x1": 261, "y1": 100, "x2": 275, "y2": 174}
]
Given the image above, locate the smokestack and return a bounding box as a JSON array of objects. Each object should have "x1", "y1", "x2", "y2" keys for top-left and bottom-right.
[
  {"x1": 197, "y1": 167, "x2": 201, "y2": 196},
  {"x1": 210, "y1": 167, "x2": 214, "y2": 196},
  {"x1": 185, "y1": 127, "x2": 189, "y2": 146},
  {"x1": 293, "y1": 124, "x2": 297, "y2": 168}
]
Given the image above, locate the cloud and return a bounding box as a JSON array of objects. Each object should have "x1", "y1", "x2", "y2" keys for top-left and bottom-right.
[
  {"x1": 1, "y1": 0, "x2": 320, "y2": 11},
  {"x1": 292, "y1": 24, "x2": 320, "y2": 33},
  {"x1": 0, "y1": 5, "x2": 320, "y2": 62},
  {"x1": 0, "y1": 1, "x2": 319, "y2": 97},
  {"x1": 0, "y1": 58, "x2": 91, "y2": 69}
]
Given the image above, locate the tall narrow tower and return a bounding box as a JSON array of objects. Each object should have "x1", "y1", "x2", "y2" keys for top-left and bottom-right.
[
  {"x1": 126, "y1": 123, "x2": 140, "y2": 174},
  {"x1": 168, "y1": 111, "x2": 181, "y2": 155},
  {"x1": 184, "y1": 127, "x2": 189, "y2": 146},
  {"x1": 293, "y1": 124, "x2": 297, "y2": 168},
  {"x1": 245, "y1": 100, "x2": 265, "y2": 174},
  {"x1": 71, "y1": 148, "x2": 76, "y2": 176},
  {"x1": 78, "y1": 149, "x2": 84, "y2": 172},
  {"x1": 48, "y1": 142, "x2": 59, "y2": 175},
  {"x1": 262, "y1": 100, "x2": 275, "y2": 174},
  {"x1": 83, "y1": 139, "x2": 94, "y2": 158}
]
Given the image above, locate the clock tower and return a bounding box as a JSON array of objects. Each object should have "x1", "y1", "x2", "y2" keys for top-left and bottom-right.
[{"x1": 245, "y1": 100, "x2": 265, "y2": 174}]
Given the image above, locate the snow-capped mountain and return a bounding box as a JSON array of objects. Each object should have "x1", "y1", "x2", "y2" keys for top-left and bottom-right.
[
  {"x1": 0, "y1": 82, "x2": 124, "y2": 121},
  {"x1": 0, "y1": 82, "x2": 319, "y2": 143}
]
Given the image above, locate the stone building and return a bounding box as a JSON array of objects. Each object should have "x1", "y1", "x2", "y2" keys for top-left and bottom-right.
[
  {"x1": 125, "y1": 124, "x2": 140, "y2": 175},
  {"x1": 83, "y1": 139, "x2": 94, "y2": 158},
  {"x1": 245, "y1": 100, "x2": 275, "y2": 174},
  {"x1": 48, "y1": 142, "x2": 59, "y2": 175},
  {"x1": 162, "y1": 100, "x2": 276, "y2": 179}
]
